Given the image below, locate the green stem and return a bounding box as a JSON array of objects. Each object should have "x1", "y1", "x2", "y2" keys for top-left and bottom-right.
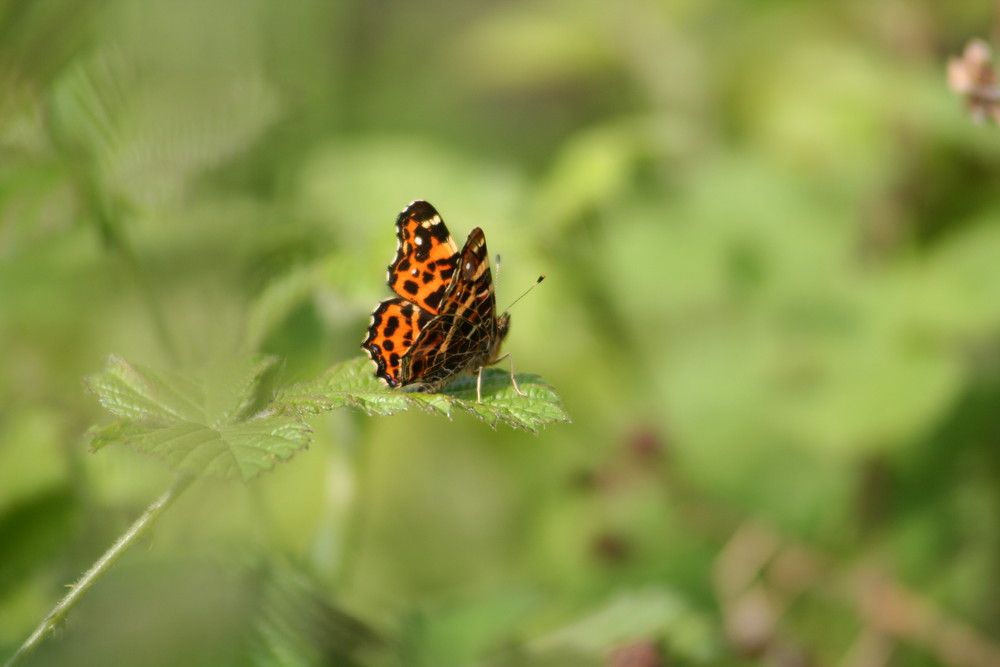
[{"x1": 4, "y1": 475, "x2": 195, "y2": 667}]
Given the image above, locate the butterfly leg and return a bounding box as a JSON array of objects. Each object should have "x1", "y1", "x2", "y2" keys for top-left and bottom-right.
[
  {"x1": 509, "y1": 356, "x2": 526, "y2": 396},
  {"x1": 491, "y1": 353, "x2": 525, "y2": 397}
]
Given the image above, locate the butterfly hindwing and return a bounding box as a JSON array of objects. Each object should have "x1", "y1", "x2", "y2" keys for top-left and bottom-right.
[
  {"x1": 400, "y1": 313, "x2": 483, "y2": 387},
  {"x1": 361, "y1": 297, "x2": 434, "y2": 387}
]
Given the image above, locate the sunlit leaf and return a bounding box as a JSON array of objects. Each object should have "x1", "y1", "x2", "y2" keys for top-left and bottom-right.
[
  {"x1": 273, "y1": 357, "x2": 570, "y2": 434},
  {"x1": 86, "y1": 354, "x2": 567, "y2": 479}
]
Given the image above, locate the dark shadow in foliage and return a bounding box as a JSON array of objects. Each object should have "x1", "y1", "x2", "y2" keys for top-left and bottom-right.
[
  {"x1": 0, "y1": 484, "x2": 80, "y2": 599},
  {"x1": 887, "y1": 359, "x2": 1000, "y2": 631},
  {"x1": 241, "y1": 560, "x2": 385, "y2": 667}
]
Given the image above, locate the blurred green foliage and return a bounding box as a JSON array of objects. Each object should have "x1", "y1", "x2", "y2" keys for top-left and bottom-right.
[{"x1": 2, "y1": 0, "x2": 1000, "y2": 665}]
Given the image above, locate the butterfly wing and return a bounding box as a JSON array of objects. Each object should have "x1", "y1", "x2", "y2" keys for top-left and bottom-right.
[
  {"x1": 387, "y1": 200, "x2": 459, "y2": 314},
  {"x1": 363, "y1": 202, "x2": 509, "y2": 393},
  {"x1": 361, "y1": 297, "x2": 434, "y2": 387},
  {"x1": 438, "y1": 227, "x2": 498, "y2": 328},
  {"x1": 399, "y1": 227, "x2": 507, "y2": 390}
]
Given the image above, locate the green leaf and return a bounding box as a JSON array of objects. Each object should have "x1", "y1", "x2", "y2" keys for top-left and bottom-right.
[
  {"x1": 273, "y1": 357, "x2": 570, "y2": 434},
  {"x1": 49, "y1": 46, "x2": 283, "y2": 209},
  {"x1": 85, "y1": 355, "x2": 310, "y2": 481},
  {"x1": 85, "y1": 355, "x2": 567, "y2": 479},
  {"x1": 87, "y1": 419, "x2": 147, "y2": 452}
]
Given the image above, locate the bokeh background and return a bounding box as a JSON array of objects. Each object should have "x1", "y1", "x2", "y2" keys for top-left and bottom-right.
[{"x1": 2, "y1": 1, "x2": 1000, "y2": 665}]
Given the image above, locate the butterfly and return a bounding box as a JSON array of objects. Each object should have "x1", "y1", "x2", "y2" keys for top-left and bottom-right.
[{"x1": 361, "y1": 200, "x2": 525, "y2": 402}]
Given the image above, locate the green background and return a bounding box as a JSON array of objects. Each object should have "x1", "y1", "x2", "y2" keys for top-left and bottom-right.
[{"x1": 2, "y1": 1, "x2": 999, "y2": 665}]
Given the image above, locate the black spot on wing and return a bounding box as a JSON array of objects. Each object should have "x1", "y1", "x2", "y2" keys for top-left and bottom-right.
[{"x1": 424, "y1": 284, "x2": 447, "y2": 311}]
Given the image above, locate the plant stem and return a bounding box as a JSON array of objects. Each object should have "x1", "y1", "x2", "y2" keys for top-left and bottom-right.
[{"x1": 4, "y1": 475, "x2": 195, "y2": 667}]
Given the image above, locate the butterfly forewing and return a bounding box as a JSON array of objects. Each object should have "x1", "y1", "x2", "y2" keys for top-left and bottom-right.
[
  {"x1": 388, "y1": 201, "x2": 460, "y2": 314},
  {"x1": 438, "y1": 227, "x2": 498, "y2": 329}
]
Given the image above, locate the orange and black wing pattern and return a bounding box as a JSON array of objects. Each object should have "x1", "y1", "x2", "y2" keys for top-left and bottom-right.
[
  {"x1": 362, "y1": 200, "x2": 508, "y2": 392},
  {"x1": 398, "y1": 227, "x2": 507, "y2": 388},
  {"x1": 362, "y1": 297, "x2": 434, "y2": 388},
  {"x1": 387, "y1": 200, "x2": 459, "y2": 314},
  {"x1": 363, "y1": 201, "x2": 458, "y2": 387}
]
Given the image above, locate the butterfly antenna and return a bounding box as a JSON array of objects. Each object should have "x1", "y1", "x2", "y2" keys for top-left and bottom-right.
[
  {"x1": 496, "y1": 253, "x2": 545, "y2": 311},
  {"x1": 503, "y1": 274, "x2": 546, "y2": 313}
]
